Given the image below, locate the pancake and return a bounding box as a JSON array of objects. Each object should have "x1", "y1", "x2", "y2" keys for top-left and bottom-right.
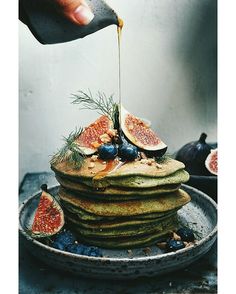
[
  {"x1": 56, "y1": 175, "x2": 181, "y2": 200},
  {"x1": 59, "y1": 187, "x2": 191, "y2": 217},
  {"x1": 51, "y1": 157, "x2": 186, "y2": 181},
  {"x1": 78, "y1": 169, "x2": 189, "y2": 188},
  {"x1": 63, "y1": 207, "x2": 177, "y2": 229},
  {"x1": 66, "y1": 212, "x2": 176, "y2": 238},
  {"x1": 71, "y1": 215, "x2": 178, "y2": 249}
]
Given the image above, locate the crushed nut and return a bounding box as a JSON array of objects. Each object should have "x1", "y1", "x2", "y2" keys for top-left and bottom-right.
[
  {"x1": 127, "y1": 249, "x2": 133, "y2": 257},
  {"x1": 143, "y1": 247, "x2": 152, "y2": 255},
  {"x1": 90, "y1": 155, "x2": 98, "y2": 162},
  {"x1": 173, "y1": 232, "x2": 181, "y2": 241},
  {"x1": 140, "y1": 159, "x2": 148, "y2": 164},
  {"x1": 156, "y1": 162, "x2": 162, "y2": 168},
  {"x1": 91, "y1": 141, "x2": 101, "y2": 148},
  {"x1": 140, "y1": 152, "x2": 148, "y2": 159},
  {"x1": 100, "y1": 133, "x2": 112, "y2": 143},
  {"x1": 88, "y1": 162, "x2": 95, "y2": 169},
  {"x1": 102, "y1": 161, "x2": 106, "y2": 165},
  {"x1": 106, "y1": 129, "x2": 118, "y2": 137}
]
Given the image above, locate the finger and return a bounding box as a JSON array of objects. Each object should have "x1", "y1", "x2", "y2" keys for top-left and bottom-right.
[{"x1": 55, "y1": 0, "x2": 94, "y2": 25}]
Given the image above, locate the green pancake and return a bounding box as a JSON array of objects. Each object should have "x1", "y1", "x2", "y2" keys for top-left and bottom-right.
[
  {"x1": 65, "y1": 212, "x2": 177, "y2": 238},
  {"x1": 56, "y1": 175, "x2": 181, "y2": 200},
  {"x1": 59, "y1": 187, "x2": 191, "y2": 217},
  {"x1": 52, "y1": 157, "x2": 186, "y2": 180},
  {"x1": 72, "y1": 215, "x2": 178, "y2": 249},
  {"x1": 78, "y1": 169, "x2": 189, "y2": 189}
]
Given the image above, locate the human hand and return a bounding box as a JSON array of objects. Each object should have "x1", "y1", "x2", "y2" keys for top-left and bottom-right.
[{"x1": 55, "y1": 0, "x2": 94, "y2": 25}]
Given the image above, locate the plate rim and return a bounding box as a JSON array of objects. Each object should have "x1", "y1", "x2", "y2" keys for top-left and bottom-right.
[{"x1": 19, "y1": 184, "x2": 217, "y2": 263}]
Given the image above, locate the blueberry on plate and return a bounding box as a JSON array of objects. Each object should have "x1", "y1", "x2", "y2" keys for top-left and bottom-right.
[
  {"x1": 118, "y1": 144, "x2": 138, "y2": 161},
  {"x1": 83, "y1": 246, "x2": 103, "y2": 257},
  {"x1": 52, "y1": 241, "x2": 65, "y2": 251},
  {"x1": 98, "y1": 144, "x2": 118, "y2": 160},
  {"x1": 66, "y1": 244, "x2": 87, "y2": 255},
  {"x1": 166, "y1": 239, "x2": 185, "y2": 252},
  {"x1": 177, "y1": 227, "x2": 195, "y2": 242},
  {"x1": 54, "y1": 230, "x2": 77, "y2": 248}
]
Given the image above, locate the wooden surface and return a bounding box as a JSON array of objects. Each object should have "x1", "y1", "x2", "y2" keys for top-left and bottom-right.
[{"x1": 19, "y1": 172, "x2": 217, "y2": 294}]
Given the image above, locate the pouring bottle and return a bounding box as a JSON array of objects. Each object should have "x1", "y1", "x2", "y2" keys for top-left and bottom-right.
[{"x1": 19, "y1": 0, "x2": 119, "y2": 44}]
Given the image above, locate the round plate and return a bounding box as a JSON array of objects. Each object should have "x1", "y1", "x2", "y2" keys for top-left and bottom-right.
[{"x1": 19, "y1": 184, "x2": 217, "y2": 280}]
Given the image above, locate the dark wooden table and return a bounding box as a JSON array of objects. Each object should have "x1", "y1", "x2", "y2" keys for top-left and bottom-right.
[{"x1": 19, "y1": 172, "x2": 217, "y2": 294}]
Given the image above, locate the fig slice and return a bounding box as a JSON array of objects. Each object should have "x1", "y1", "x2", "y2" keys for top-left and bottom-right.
[
  {"x1": 120, "y1": 105, "x2": 167, "y2": 152},
  {"x1": 75, "y1": 115, "x2": 114, "y2": 155},
  {"x1": 31, "y1": 189, "x2": 64, "y2": 238},
  {"x1": 205, "y1": 148, "x2": 218, "y2": 175}
]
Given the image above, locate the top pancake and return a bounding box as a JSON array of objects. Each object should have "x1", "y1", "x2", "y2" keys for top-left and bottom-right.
[{"x1": 52, "y1": 156, "x2": 185, "y2": 180}]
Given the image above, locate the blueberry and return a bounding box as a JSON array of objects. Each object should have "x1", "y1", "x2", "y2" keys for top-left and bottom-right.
[
  {"x1": 66, "y1": 244, "x2": 87, "y2": 255},
  {"x1": 52, "y1": 241, "x2": 65, "y2": 251},
  {"x1": 98, "y1": 144, "x2": 118, "y2": 160},
  {"x1": 118, "y1": 144, "x2": 138, "y2": 161},
  {"x1": 82, "y1": 246, "x2": 103, "y2": 257},
  {"x1": 166, "y1": 239, "x2": 185, "y2": 252},
  {"x1": 54, "y1": 230, "x2": 77, "y2": 248},
  {"x1": 177, "y1": 227, "x2": 195, "y2": 242}
]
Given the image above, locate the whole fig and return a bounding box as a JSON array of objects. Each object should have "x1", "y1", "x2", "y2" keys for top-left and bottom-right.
[{"x1": 175, "y1": 133, "x2": 212, "y2": 176}]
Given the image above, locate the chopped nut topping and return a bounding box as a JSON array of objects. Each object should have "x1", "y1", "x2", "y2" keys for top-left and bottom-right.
[
  {"x1": 100, "y1": 133, "x2": 111, "y2": 143},
  {"x1": 91, "y1": 141, "x2": 101, "y2": 148},
  {"x1": 90, "y1": 155, "x2": 98, "y2": 162},
  {"x1": 173, "y1": 232, "x2": 181, "y2": 241},
  {"x1": 143, "y1": 247, "x2": 152, "y2": 255},
  {"x1": 140, "y1": 159, "x2": 148, "y2": 164},
  {"x1": 88, "y1": 162, "x2": 95, "y2": 169},
  {"x1": 106, "y1": 129, "x2": 118, "y2": 137},
  {"x1": 156, "y1": 162, "x2": 162, "y2": 168},
  {"x1": 140, "y1": 152, "x2": 148, "y2": 159}
]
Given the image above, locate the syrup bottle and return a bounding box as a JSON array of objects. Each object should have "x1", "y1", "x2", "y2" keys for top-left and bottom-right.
[{"x1": 19, "y1": 0, "x2": 119, "y2": 44}]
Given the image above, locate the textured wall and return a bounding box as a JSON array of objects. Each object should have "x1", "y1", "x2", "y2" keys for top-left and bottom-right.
[{"x1": 19, "y1": 0, "x2": 217, "y2": 181}]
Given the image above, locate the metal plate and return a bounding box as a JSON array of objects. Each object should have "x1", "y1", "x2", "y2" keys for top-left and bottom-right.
[{"x1": 19, "y1": 184, "x2": 217, "y2": 280}]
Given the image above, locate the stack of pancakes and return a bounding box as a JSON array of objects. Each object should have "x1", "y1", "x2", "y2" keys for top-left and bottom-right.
[{"x1": 51, "y1": 157, "x2": 190, "y2": 248}]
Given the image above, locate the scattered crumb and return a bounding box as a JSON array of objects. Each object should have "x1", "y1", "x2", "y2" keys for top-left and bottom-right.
[
  {"x1": 88, "y1": 162, "x2": 95, "y2": 169},
  {"x1": 127, "y1": 249, "x2": 133, "y2": 258},
  {"x1": 185, "y1": 242, "x2": 195, "y2": 248},
  {"x1": 90, "y1": 155, "x2": 98, "y2": 162},
  {"x1": 91, "y1": 141, "x2": 101, "y2": 148},
  {"x1": 140, "y1": 152, "x2": 148, "y2": 159},
  {"x1": 156, "y1": 242, "x2": 167, "y2": 250},
  {"x1": 143, "y1": 247, "x2": 152, "y2": 255},
  {"x1": 156, "y1": 162, "x2": 162, "y2": 168},
  {"x1": 100, "y1": 133, "x2": 111, "y2": 143},
  {"x1": 106, "y1": 129, "x2": 117, "y2": 137},
  {"x1": 173, "y1": 232, "x2": 181, "y2": 241}
]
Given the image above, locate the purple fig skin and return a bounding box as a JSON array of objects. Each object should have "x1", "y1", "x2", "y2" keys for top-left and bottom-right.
[{"x1": 175, "y1": 133, "x2": 212, "y2": 176}]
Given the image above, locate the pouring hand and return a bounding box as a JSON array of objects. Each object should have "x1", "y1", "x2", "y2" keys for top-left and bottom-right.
[{"x1": 55, "y1": 0, "x2": 94, "y2": 25}]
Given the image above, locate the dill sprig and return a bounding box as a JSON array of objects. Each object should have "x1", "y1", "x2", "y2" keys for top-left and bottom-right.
[
  {"x1": 50, "y1": 128, "x2": 85, "y2": 169},
  {"x1": 71, "y1": 90, "x2": 118, "y2": 124}
]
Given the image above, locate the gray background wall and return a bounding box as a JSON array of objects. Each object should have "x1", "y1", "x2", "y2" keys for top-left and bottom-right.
[{"x1": 19, "y1": 0, "x2": 217, "y2": 181}]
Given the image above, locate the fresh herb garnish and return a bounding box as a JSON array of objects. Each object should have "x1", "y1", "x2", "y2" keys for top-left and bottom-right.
[
  {"x1": 71, "y1": 90, "x2": 118, "y2": 125},
  {"x1": 50, "y1": 128, "x2": 85, "y2": 168}
]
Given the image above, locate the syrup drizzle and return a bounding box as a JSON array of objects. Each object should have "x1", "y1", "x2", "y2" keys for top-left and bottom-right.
[{"x1": 117, "y1": 18, "x2": 123, "y2": 108}]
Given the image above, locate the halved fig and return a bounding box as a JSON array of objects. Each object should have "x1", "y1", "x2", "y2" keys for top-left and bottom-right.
[
  {"x1": 31, "y1": 188, "x2": 64, "y2": 238},
  {"x1": 120, "y1": 105, "x2": 167, "y2": 153},
  {"x1": 205, "y1": 148, "x2": 218, "y2": 175},
  {"x1": 75, "y1": 115, "x2": 114, "y2": 155}
]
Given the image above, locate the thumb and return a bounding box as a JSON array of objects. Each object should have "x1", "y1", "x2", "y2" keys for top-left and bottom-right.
[{"x1": 55, "y1": 0, "x2": 94, "y2": 25}]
